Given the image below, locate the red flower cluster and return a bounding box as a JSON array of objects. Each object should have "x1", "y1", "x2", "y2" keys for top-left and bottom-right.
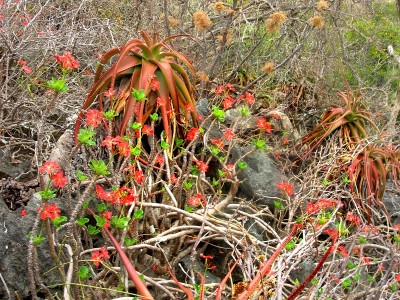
[
  {"x1": 345, "y1": 211, "x2": 361, "y2": 226},
  {"x1": 86, "y1": 109, "x2": 104, "y2": 128},
  {"x1": 124, "y1": 165, "x2": 145, "y2": 184},
  {"x1": 222, "y1": 95, "x2": 235, "y2": 110},
  {"x1": 256, "y1": 117, "x2": 272, "y2": 133},
  {"x1": 210, "y1": 138, "x2": 224, "y2": 149},
  {"x1": 224, "y1": 129, "x2": 235, "y2": 141},
  {"x1": 324, "y1": 227, "x2": 339, "y2": 240},
  {"x1": 238, "y1": 92, "x2": 255, "y2": 105},
  {"x1": 199, "y1": 253, "x2": 216, "y2": 270},
  {"x1": 277, "y1": 181, "x2": 294, "y2": 196},
  {"x1": 187, "y1": 193, "x2": 206, "y2": 207},
  {"x1": 186, "y1": 127, "x2": 199, "y2": 141},
  {"x1": 102, "y1": 136, "x2": 130, "y2": 157},
  {"x1": 39, "y1": 161, "x2": 68, "y2": 188},
  {"x1": 104, "y1": 88, "x2": 116, "y2": 98},
  {"x1": 18, "y1": 59, "x2": 32, "y2": 75},
  {"x1": 96, "y1": 184, "x2": 137, "y2": 205},
  {"x1": 195, "y1": 160, "x2": 208, "y2": 172},
  {"x1": 306, "y1": 199, "x2": 343, "y2": 215},
  {"x1": 142, "y1": 125, "x2": 154, "y2": 136},
  {"x1": 90, "y1": 247, "x2": 110, "y2": 267},
  {"x1": 40, "y1": 203, "x2": 61, "y2": 220},
  {"x1": 150, "y1": 79, "x2": 160, "y2": 91},
  {"x1": 55, "y1": 51, "x2": 80, "y2": 70}
]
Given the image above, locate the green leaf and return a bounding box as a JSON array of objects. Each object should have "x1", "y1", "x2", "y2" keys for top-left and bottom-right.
[
  {"x1": 38, "y1": 188, "x2": 57, "y2": 200},
  {"x1": 77, "y1": 128, "x2": 96, "y2": 146},
  {"x1": 111, "y1": 216, "x2": 131, "y2": 229},
  {"x1": 131, "y1": 146, "x2": 141, "y2": 157},
  {"x1": 237, "y1": 161, "x2": 247, "y2": 170},
  {"x1": 347, "y1": 262, "x2": 356, "y2": 270},
  {"x1": 87, "y1": 225, "x2": 100, "y2": 235},
  {"x1": 393, "y1": 234, "x2": 400, "y2": 243},
  {"x1": 131, "y1": 122, "x2": 142, "y2": 130},
  {"x1": 47, "y1": 78, "x2": 69, "y2": 93},
  {"x1": 294, "y1": 278, "x2": 300, "y2": 286},
  {"x1": 78, "y1": 266, "x2": 91, "y2": 280},
  {"x1": 134, "y1": 209, "x2": 144, "y2": 219},
  {"x1": 131, "y1": 88, "x2": 146, "y2": 101},
  {"x1": 241, "y1": 106, "x2": 250, "y2": 116},
  {"x1": 342, "y1": 176, "x2": 351, "y2": 184},
  {"x1": 161, "y1": 140, "x2": 169, "y2": 150},
  {"x1": 210, "y1": 146, "x2": 220, "y2": 155},
  {"x1": 82, "y1": 201, "x2": 90, "y2": 209},
  {"x1": 103, "y1": 110, "x2": 118, "y2": 120},
  {"x1": 322, "y1": 178, "x2": 330, "y2": 186},
  {"x1": 175, "y1": 138, "x2": 183, "y2": 147},
  {"x1": 139, "y1": 274, "x2": 145, "y2": 282},
  {"x1": 253, "y1": 139, "x2": 269, "y2": 150},
  {"x1": 285, "y1": 240, "x2": 296, "y2": 251},
  {"x1": 89, "y1": 159, "x2": 110, "y2": 176},
  {"x1": 357, "y1": 236, "x2": 367, "y2": 244},
  {"x1": 353, "y1": 273, "x2": 361, "y2": 281},
  {"x1": 76, "y1": 170, "x2": 88, "y2": 181},
  {"x1": 150, "y1": 112, "x2": 159, "y2": 122},
  {"x1": 97, "y1": 203, "x2": 107, "y2": 213},
  {"x1": 274, "y1": 200, "x2": 285, "y2": 210},
  {"x1": 183, "y1": 180, "x2": 195, "y2": 189},
  {"x1": 33, "y1": 235, "x2": 46, "y2": 245},
  {"x1": 184, "y1": 205, "x2": 194, "y2": 212},
  {"x1": 52, "y1": 215, "x2": 67, "y2": 228},
  {"x1": 212, "y1": 105, "x2": 225, "y2": 122},
  {"x1": 94, "y1": 215, "x2": 106, "y2": 227},
  {"x1": 212, "y1": 177, "x2": 219, "y2": 186},
  {"x1": 124, "y1": 237, "x2": 138, "y2": 246},
  {"x1": 76, "y1": 217, "x2": 90, "y2": 226}
]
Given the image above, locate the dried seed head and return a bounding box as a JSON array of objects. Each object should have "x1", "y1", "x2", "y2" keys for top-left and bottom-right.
[
  {"x1": 216, "y1": 29, "x2": 233, "y2": 45},
  {"x1": 309, "y1": 15, "x2": 325, "y2": 29},
  {"x1": 265, "y1": 11, "x2": 287, "y2": 33},
  {"x1": 212, "y1": 1, "x2": 226, "y2": 13},
  {"x1": 197, "y1": 71, "x2": 209, "y2": 83},
  {"x1": 316, "y1": 0, "x2": 330, "y2": 11},
  {"x1": 262, "y1": 61, "x2": 275, "y2": 74},
  {"x1": 168, "y1": 16, "x2": 180, "y2": 27},
  {"x1": 193, "y1": 11, "x2": 212, "y2": 31}
]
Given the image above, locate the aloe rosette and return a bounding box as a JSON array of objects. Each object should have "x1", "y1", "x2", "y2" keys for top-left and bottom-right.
[{"x1": 74, "y1": 31, "x2": 198, "y2": 147}]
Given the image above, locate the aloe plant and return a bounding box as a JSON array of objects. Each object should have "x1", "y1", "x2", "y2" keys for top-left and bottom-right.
[{"x1": 74, "y1": 31, "x2": 198, "y2": 147}]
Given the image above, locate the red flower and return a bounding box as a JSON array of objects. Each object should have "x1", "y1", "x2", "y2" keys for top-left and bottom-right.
[
  {"x1": 17, "y1": 59, "x2": 26, "y2": 65},
  {"x1": 187, "y1": 194, "x2": 206, "y2": 207},
  {"x1": 186, "y1": 127, "x2": 199, "y2": 141},
  {"x1": 195, "y1": 160, "x2": 208, "y2": 172},
  {"x1": 20, "y1": 209, "x2": 27, "y2": 217},
  {"x1": 155, "y1": 155, "x2": 164, "y2": 166},
  {"x1": 324, "y1": 227, "x2": 339, "y2": 240},
  {"x1": 113, "y1": 186, "x2": 137, "y2": 205},
  {"x1": 224, "y1": 129, "x2": 235, "y2": 141},
  {"x1": 346, "y1": 211, "x2": 361, "y2": 226},
  {"x1": 396, "y1": 274, "x2": 400, "y2": 283},
  {"x1": 393, "y1": 223, "x2": 400, "y2": 231},
  {"x1": 283, "y1": 137, "x2": 289, "y2": 145},
  {"x1": 277, "y1": 182, "x2": 294, "y2": 196},
  {"x1": 199, "y1": 253, "x2": 213, "y2": 260},
  {"x1": 186, "y1": 102, "x2": 194, "y2": 112},
  {"x1": 102, "y1": 136, "x2": 116, "y2": 150},
  {"x1": 170, "y1": 174, "x2": 178, "y2": 185},
  {"x1": 51, "y1": 171, "x2": 68, "y2": 188},
  {"x1": 104, "y1": 88, "x2": 116, "y2": 98},
  {"x1": 133, "y1": 170, "x2": 144, "y2": 184},
  {"x1": 40, "y1": 203, "x2": 61, "y2": 220},
  {"x1": 96, "y1": 185, "x2": 113, "y2": 202},
  {"x1": 336, "y1": 245, "x2": 348, "y2": 258},
  {"x1": 257, "y1": 118, "x2": 272, "y2": 133},
  {"x1": 116, "y1": 140, "x2": 130, "y2": 157},
  {"x1": 225, "y1": 83, "x2": 235, "y2": 92},
  {"x1": 150, "y1": 79, "x2": 160, "y2": 91},
  {"x1": 215, "y1": 85, "x2": 225, "y2": 95},
  {"x1": 210, "y1": 138, "x2": 224, "y2": 149},
  {"x1": 39, "y1": 161, "x2": 61, "y2": 175},
  {"x1": 55, "y1": 51, "x2": 80, "y2": 70},
  {"x1": 363, "y1": 256, "x2": 371, "y2": 265},
  {"x1": 222, "y1": 96, "x2": 235, "y2": 110},
  {"x1": 86, "y1": 109, "x2": 104, "y2": 128},
  {"x1": 240, "y1": 92, "x2": 255, "y2": 105},
  {"x1": 21, "y1": 65, "x2": 32, "y2": 75},
  {"x1": 142, "y1": 125, "x2": 154, "y2": 136},
  {"x1": 306, "y1": 199, "x2": 343, "y2": 215},
  {"x1": 91, "y1": 247, "x2": 110, "y2": 267}
]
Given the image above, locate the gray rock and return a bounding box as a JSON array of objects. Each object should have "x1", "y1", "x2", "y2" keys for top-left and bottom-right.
[
  {"x1": 232, "y1": 145, "x2": 287, "y2": 207},
  {"x1": 382, "y1": 180, "x2": 400, "y2": 223}
]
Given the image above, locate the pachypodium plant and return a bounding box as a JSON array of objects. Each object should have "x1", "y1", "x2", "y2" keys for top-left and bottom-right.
[{"x1": 73, "y1": 31, "x2": 198, "y2": 151}]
